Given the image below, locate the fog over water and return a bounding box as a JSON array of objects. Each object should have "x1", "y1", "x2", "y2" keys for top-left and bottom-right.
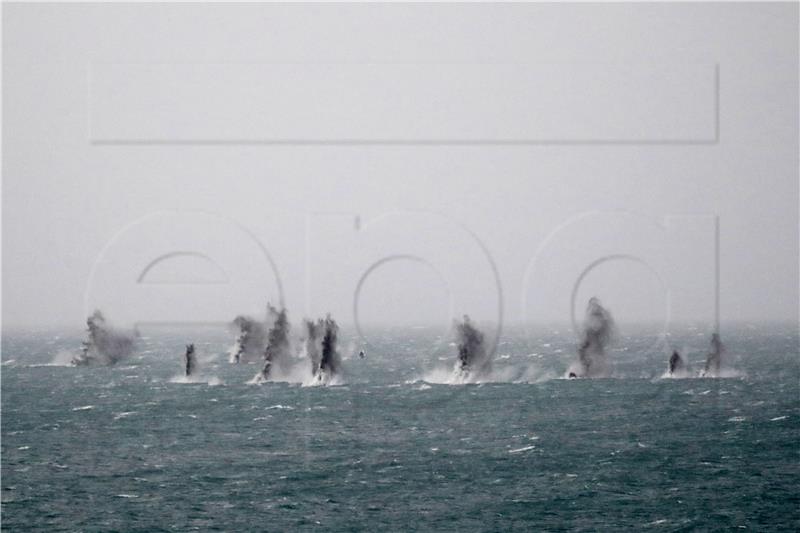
[{"x1": 2, "y1": 3, "x2": 798, "y2": 332}]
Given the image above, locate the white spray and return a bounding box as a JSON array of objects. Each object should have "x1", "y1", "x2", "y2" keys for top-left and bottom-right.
[
  {"x1": 71, "y1": 310, "x2": 135, "y2": 366},
  {"x1": 569, "y1": 297, "x2": 615, "y2": 378},
  {"x1": 452, "y1": 315, "x2": 492, "y2": 383}
]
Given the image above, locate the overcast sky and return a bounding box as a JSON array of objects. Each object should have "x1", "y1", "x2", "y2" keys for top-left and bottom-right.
[{"x1": 3, "y1": 3, "x2": 798, "y2": 334}]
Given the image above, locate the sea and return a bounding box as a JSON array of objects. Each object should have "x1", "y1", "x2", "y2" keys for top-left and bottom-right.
[{"x1": 2, "y1": 323, "x2": 798, "y2": 531}]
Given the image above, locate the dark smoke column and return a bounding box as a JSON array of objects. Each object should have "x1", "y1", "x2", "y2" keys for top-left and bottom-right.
[
  {"x1": 71, "y1": 310, "x2": 135, "y2": 366},
  {"x1": 184, "y1": 344, "x2": 197, "y2": 377},
  {"x1": 452, "y1": 315, "x2": 491, "y2": 382},
  {"x1": 319, "y1": 315, "x2": 341, "y2": 377},
  {"x1": 257, "y1": 305, "x2": 292, "y2": 381},
  {"x1": 72, "y1": 310, "x2": 104, "y2": 366},
  {"x1": 305, "y1": 315, "x2": 341, "y2": 385},
  {"x1": 228, "y1": 315, "x2": 268, "y2": 364},
  {"x1": 570, "y1": 297, "x2": 615, "y2": 378},
  {"x1": 668, "y1": 350, "x2": 685, "y2": 376}
]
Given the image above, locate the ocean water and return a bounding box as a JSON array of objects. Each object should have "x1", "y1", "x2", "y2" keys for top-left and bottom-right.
[{"x1": 2, "y1": 324, "x2": 798, "y2": 531}]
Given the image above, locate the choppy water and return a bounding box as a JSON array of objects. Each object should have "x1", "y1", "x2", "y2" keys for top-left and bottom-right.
[{"x1": 2, "y1": 324, "x2": 798, "y2": 531}]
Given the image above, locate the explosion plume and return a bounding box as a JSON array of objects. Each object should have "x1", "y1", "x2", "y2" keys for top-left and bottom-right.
[
  {"x1": 71, "y1": 310, "x2": 135, "y2": 366},
  {"x1": 701, "y1": 333, "x2": 724, "y2": 377},
  {"x1": 256, "y1": 305, "x2": 292, "y2": 381},
  {"x1": 184, "y1": 344, "x2": 197, "y2": 377},
  {"x1": 304, "y1": 315, "x2": 341, "y2": 385},
  {"x1": 569, "y1": 297, "x2": 615, "y2": 378},
  {"x1": 452, "y1": 315, "x2": 491, "y2": 382}
]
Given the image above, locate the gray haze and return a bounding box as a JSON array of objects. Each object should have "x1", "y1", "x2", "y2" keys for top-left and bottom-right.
[{"x1": 2, "y1": 3, "x2": 798, "y2": 333}]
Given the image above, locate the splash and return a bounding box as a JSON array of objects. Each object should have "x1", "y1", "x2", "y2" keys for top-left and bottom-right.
[
  {"x1": 420, "y1": 351, "x2": 553, "y2": 385},
  {"x1": 304, "y1": 318, "x2": 324, "y2": 377},
  {"x1": 320, "y1": 315, "x2": 341, "y2": 377},
  {"x1": 452, "y1": 315, "x2": 491, "y2": 383},
  {"x1": 667, "y1": 349, "x2": 687, "y2": 377},
  {"x1": 170, "y1": 374, "x2": 224, "y2": 385},
  {"x1": 254, "y1": 305, "x2": 293, "y2": 382},
  {"x1": 304, "y1": 315, "x2": 342, "y2": 385},
  {"x1": 514, "y1": 363, "x2": 558, "y2": 384},
  {"x1": 228, "y1": 315, "x2": 268, "y2": 364},
  {"x1": 568, "y1": 297, "x2": 615, "y2": 378},
  {"x1": 50, "y1": 349, "x2": 76, "y2": 366},
  {"x1": 71, "y1": 310, "x2": 135, "y2": 366},
  {"x1": 701, "y1": 333, "x2": 724, "y2": 377}
]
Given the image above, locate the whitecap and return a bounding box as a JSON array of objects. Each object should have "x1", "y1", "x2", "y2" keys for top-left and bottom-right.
[{"x1": 509, "y1": 445, "x2": 536, "y2": 454}]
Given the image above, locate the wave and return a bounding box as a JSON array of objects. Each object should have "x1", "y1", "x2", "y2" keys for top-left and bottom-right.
[
  {"x1": 169, "y1": 375, "x2": 224, "y2": 386},
  {"x1": 508, "y1": 445, "x2": 537, "y2": 454}
]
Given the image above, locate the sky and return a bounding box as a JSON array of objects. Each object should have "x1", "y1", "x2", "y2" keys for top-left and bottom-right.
[{"x1": 2, "y1": 3, "x2": 798, "y2": 335}]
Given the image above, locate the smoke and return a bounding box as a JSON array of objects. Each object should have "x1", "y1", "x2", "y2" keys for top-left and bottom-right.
[
  {"x1": 71, "y1": 310, "x2": 135, "y2": 366},
  {"x1": 452, "y1": 315, "x2": 492, "y2": 382},
  {"x1": 50, "y1": 349, "x2": 76, "y2": 366},
  {"x1": 304, "y1": 318, "x2": 323, "y2": 376},
  {"x1": 701, "y1": 333, "x2": 724, "y2": 377},
  {"x1": 659, "y1": 338, "x2": 742, "y2": 380},
  {"x1": 228, "y1": 315, "x2": 268, "y2": 364},
  {"x1": 320, "y1": 315, "x2": 341, "y2": 376},
  {"x1": 184, "y1": 344, "x2": 197, "y2": 377},
  {"x1": 664, "y1": 349, "x2": 690, "y2": 378},
  {"x1": 569, "y1": 297, "x2": 616, "y2": 378},
  {"x1": 304, "y1": 314, "x2": 341, "y2": 385},
  {"x1": 229, "y1": 305, "x2": 343, "y2": 385},
  {"x1": 256, "y1": 305, "x2": 293, "y2": 381},
  {"x1": 170, "y1": 345, "x2": 224, "y2": 385},
  {"x1": 666, "y1": 349, "x2": 688, "y2": 377}
]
